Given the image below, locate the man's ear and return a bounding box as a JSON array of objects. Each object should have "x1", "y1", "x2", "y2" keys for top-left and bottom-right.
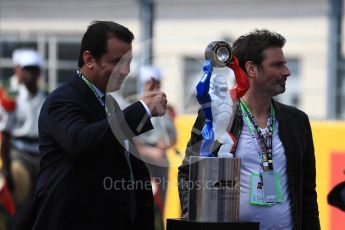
[
  {"x1": 83, "y1": 51, "x2": 95, "y2": 69},
  {"x1": 244, "y1": 61, "x2": 257, "y2": 78}
]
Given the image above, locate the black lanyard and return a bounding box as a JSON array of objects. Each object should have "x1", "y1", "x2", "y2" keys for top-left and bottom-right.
[{"x1": 240, "y1": 98, "x2": 275, "y2": 172}]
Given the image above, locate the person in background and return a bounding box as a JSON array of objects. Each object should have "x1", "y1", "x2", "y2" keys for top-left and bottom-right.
[
  {"x1": 134, "y1": 65, "x2": 177, "y2": 230},
  {"x1": 0, "y1": 49, "x2": 45, "y2": 211},
  {"x1": 178, "y1": 29, "x2": 320, "y2": 230}
]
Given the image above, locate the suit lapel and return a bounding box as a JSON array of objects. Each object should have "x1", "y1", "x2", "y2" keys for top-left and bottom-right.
[{"x1": 70, "y1": 74, "x2": 106, "y2": 120}]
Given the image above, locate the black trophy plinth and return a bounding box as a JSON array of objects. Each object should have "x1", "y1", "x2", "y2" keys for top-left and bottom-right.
[{"x1": 166, "y1": 218, "x2": 259, "y2": 230}]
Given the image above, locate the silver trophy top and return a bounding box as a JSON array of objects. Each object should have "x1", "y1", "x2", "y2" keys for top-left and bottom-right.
[{"x1": 205, "y1": 41, "x2": 233, "y2": 68}]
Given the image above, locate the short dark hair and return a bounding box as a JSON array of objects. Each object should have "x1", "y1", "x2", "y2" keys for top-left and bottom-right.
[
  {"x1": 78, "y1": 21, "x2": 134, "y2": 67},
  {"x1": 232, "y1": 29, "x2": 286, "y2": 72}
]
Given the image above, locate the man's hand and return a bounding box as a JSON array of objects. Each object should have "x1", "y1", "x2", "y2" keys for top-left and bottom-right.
[{"x1": 141, "y1": 78, "x2": 167, "y2": 117}]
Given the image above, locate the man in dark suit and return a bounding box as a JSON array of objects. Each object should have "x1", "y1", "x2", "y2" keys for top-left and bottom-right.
[{"x1": 15, "y1": 21, "x2": 167, "y2": 230}]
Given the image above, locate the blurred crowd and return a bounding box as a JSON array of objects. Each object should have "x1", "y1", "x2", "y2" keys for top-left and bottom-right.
[{"x1": 0, "y1": 48, "x2": 45, "y2": 228}]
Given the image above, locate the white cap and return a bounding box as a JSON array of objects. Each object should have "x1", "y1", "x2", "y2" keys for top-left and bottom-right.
[
  {"x1": 140, "y1": 65, "x2": 161, "y2": 82},
  {"x1": 12, "y1": 49, "x2": 43, "y2": 68}
]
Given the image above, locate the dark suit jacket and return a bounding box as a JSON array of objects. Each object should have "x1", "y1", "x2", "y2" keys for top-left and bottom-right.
[{"x1": 23, "y1": 75, "x2": 154, "y2": 230}]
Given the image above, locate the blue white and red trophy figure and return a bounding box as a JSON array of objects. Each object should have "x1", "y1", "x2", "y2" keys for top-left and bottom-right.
[{"x1": 196, "y1": 41, "x2": 249, "y2": 158}]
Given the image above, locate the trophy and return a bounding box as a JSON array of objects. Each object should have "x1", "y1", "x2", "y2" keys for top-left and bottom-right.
[{"x1": 188, "y1": 41, "x2": 249, "y2": 222}]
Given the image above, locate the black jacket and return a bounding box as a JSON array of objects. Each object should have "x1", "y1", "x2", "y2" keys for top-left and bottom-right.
[
  {"x1": 19, "y1": 75, "x2": 154, "y2": 230},
  {"x1": 178, "y1": 100, "x2": 320, "y2": 230}
]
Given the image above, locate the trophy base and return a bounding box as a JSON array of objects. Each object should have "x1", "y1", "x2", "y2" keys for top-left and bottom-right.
[
  {"x1": 166, "y1": 218, "x2": 259, "y2": 230},
  {"x1": 188, "y1": 156, "x2": 241, "y2": 222}
]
